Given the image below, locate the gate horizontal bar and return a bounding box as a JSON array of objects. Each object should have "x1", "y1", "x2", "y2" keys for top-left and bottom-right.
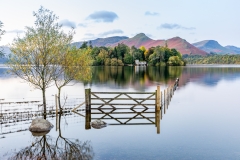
[
  {"x1": 91, "y1": 117, "x2": 155, "y2": 119},
  {"x1": 91, "y1": 112, "x2": 155, "y2": 114},
  {"x1": 91, "y1": 98, "x2": 155, "y2": 100},
  {"x1": 91, "y1": 92, "x2": 155, "y2": 94},
  {"x1": 91, "y1": 103, "x2": 155, "y2": 105}
]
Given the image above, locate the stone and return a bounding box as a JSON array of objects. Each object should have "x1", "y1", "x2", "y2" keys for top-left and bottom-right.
[
  {"x1": 31, "y1": 131, "x2": 50, "y2": 137},
  {"x1": 91, "y1": 119, "x2": 107, "y2": 129},
  {"x1": 29, "y1": 118, "x2": 53, "y2": 132}
]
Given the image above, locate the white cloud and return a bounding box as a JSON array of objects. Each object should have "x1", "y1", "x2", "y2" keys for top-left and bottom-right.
[
  {"x1": 59, "y1": 19, "x2": 76, "y2": 28},
  {"x1": 86, "y1": 11, "x2": 118, "y2": 23}
]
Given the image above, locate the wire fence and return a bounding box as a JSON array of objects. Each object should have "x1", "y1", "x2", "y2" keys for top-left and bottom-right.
[{"x1": 0, "y1": 96, "x2": 85, "y2": 137}]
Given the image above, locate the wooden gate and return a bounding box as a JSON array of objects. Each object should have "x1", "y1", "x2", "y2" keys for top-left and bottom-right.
[{"x1": 72, "y1": 78, "x2": 179, "y2": 134}]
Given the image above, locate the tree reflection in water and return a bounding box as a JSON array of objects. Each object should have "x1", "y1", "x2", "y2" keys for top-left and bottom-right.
[
  {"x1": 86, "y1": 66, "x2": 183, "y2": 87},
  {"x1": 8, "y1": 114, "x2": 94, "y2": 160}
]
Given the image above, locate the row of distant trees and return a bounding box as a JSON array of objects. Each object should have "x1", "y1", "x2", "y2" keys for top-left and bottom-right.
[
  {"x1": 79, "y1": 42, "x2": 186, "y2": 66},
  {"x1": 183, "y1": 54, "x2": 240, "y2": 64}
]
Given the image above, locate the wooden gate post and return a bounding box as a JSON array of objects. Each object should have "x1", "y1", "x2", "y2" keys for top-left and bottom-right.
[
  {"x1": 85, "y1": 88, "x2": 91, "y2": 130},
  {"x1": 156, "y1": 110, "x2": 160, "y2": 134},
  {"x1": 164, "y1": 89, "x2": 166, "y2": 114},
  {"x1": 161, "y1": 91, "x2": 162, "y2": 120},
  {"x1": 155, "y1": 89, "x2": 157, "y2": 127},
  {"x1": 85, "y1": 110, "x2": 91, "y2": 130},
  {"x1": 157, "y1": 86, "x2": 160, "y2": 111},
  {"x1": 85, "y1": 88, "x2": 91, "y2": 111}
]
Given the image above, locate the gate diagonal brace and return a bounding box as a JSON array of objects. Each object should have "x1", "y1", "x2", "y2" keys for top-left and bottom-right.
[
  {"x1": 98, "y1": 110, "x2": 123, "y2": 124},
  {"x1": 131, "y1": 109, "x2": 155, "y2": 124},
  {"x1": 91, "y1": 93, "x2": 124, "y2": 109}
]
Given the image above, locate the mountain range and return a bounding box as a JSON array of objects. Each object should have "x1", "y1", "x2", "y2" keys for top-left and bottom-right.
[
  {"x1": 72, "y1": 36, "x2": 128, "y2": 48},
  {"x1": 72, "y1": 33, "x2": 240, "y2": 55},
  {"x1": 106, "y1": 33, "x2": 208, "y2": 55},
  {"x1": 72, "y1": 33, "x2": 208, "y2": 55},
  {"x1": 192, "y1": 40, "x2": 240, "y2": 54},
  {"x1": 1, "y1": 33, "x2": 240, "y2": 63}
]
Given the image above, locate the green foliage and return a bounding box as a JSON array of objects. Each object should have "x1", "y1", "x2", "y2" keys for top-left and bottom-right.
[
  {"x1": 115, "y1": 43, "x2": 129, "y2": 60},
  {"x1": 86, "y1": 43, "x2": 184, "y2": 66},
  {"x1": 123, "y1": 53, "x2": 133, "y2": 64},
  {"x1": 184, "y1": 54, "x2": 240, "y2": 64},
  {"x1": 111, "y1": 58, "x2": 118, "y2": 66},
  {"x1": 139, "y1": 46, "x2": 146, "y2": 53},
  {"x1": 80, "y1": 41, "x2": 88, "y2": 49},
  {"x1": 96, "y1": 49, "x2": 109, "y2": 65},
  {"x1": 130, "y1": 46, "x2": 144, "y2": 61},
  {"x1": 117, "y1": 59, "x2": 124, "y2": 66},
  {"x1": 104, "y1": 58, "x2": 111, "y2": 66},
  {"x1": 148, "y1": 46, "x2": 185, "y2": 66},
  {"x1": 167, "y1": 56, "x2": 184, "y2": 66}
]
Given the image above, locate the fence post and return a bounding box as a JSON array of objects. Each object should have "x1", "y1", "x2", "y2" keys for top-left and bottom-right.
[
  {"x1": 161, "y1": 91, "x2": 163, "y2": 120},
  {"x1": 157, "y1": 86, "x2": 160, "y2": 111},
  {"x1": 167, "y1": 87, "x2": 169, "y2": 108},
  {"x1": 85, "y1": 88, "x2": 91, "y2": 130},
  {"x1": 85, "y1": 89, "x2": 91, "y2": 111},
  {"x1": 164, "y1": 89, "x2": 166, "y2": 114},
  {"x1": 155, "y1": 89, "x2": 157, "y2": 127},
  {"x1": 156, "y1": 110, "x2": 160, "y2": 134},
  {"x1": 85, "y1": 110, "x2": 91, "y2": 130}
]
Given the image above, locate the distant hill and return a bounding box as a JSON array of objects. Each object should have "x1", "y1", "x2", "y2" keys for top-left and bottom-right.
[
  {"x1": 0, "y1": 46, "x2": 11, "y2": 64},
  {"x1": 166, "y1": 37, "x2": 208, "y2": 55},
  {"x1": 107, "y1": 33, "x2": 165, "y2": 48},
  {"x1": 192, "y1": 40, "x2": 240, "y2": 54},
  {"x1": 225, "y1": 45, "x2": 240, "y2": 54},
  {"x1": 107, "y1": 33, "x2": 207, "y2": 55},
  {"x1": 72, "y1": 36, "x2": 128, "y2": 48}
]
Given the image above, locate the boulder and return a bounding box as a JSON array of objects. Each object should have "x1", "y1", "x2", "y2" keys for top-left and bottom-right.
[
  {"x1": 91, "y1": 119, "x2": 107, "y2": 129},
  {"x1": 29, "y1": 118, "x2": 53, "y2": 132},
  {"x1": 31, "y1": 131, "x2": 50, "y2": 137}
]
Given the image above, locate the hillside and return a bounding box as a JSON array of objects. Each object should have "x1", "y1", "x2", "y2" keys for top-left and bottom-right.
[
  {"x1": 107, "y1": 33, "x2": 165, "y2": 48},
  {"x1": 225, "y1": 45, "x2": 240, "y2": 54},
  {"x1": 107, "y1": 33, "x2": 207, "y2": 55},
  {"x1": 72, "y1": 36, "x2": 128, "y2": 48},
  {"x1": 0, "y1": 46, "x2": 11, "y2": 64},
  {"x1": 166, "y1": 37, "x2": 207, "y2": 55},
  {"x1": 192, "y1": 40, "x2": 239, "y2": 54}
]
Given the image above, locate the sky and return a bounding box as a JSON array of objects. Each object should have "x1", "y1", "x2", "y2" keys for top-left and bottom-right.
[{"x1": 0, "y1": 0, "x2": 240, "y2": 47}]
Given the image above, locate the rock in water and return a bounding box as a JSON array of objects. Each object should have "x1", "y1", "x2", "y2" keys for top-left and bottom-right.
[
  {"x1": 31, "y1": 131, "x2": 50, "y2": 137},
  {"x1": 91, "y1": 119, "x2": 107, "y2": 129},
  {"x1": 29, "y1": 118, "x2": 53, "y2": 132}
]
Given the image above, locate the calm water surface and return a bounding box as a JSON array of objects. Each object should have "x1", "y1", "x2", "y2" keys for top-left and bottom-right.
[{"x1": 0, "y1": 65, "x2": 240, "y2": 160}]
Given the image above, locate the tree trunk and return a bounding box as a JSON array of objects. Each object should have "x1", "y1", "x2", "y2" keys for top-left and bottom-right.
[
  {"x1": 42, "y1": 88, "x2": 47, "y2": 119},
  {"x1": 58, "y1": 87, "x2": 63, "y2": 112},
  {"x1": 58, "y1": 113, "x2": 62, "y2": 137}
]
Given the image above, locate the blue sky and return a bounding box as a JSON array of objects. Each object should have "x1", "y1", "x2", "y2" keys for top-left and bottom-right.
[{"x1": 0, "y1": 0, "x2": 240, "y2": 47}]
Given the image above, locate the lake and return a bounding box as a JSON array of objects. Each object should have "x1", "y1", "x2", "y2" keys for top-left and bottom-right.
[{"x1": 0, "y1": 65, "x2": 240, "y2": 160}]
